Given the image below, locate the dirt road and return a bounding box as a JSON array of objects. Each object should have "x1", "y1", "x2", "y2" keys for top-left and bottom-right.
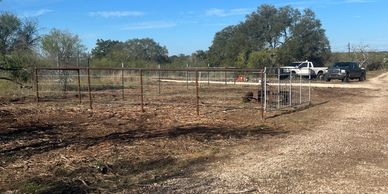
[
  {"x1": 150, "y1": 73, "x2": 388, "y2": 192},
  {"x1": 161, "y1": 78, "x2": 376, "y2": 89}
]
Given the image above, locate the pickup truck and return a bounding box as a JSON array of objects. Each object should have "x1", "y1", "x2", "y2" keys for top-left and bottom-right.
[
  {"x1": 325, "y1": 62, "x2": 366, "y2": 82},
  {"x1": 280, "y1": 60, "x2": 327, "y2": 79}
]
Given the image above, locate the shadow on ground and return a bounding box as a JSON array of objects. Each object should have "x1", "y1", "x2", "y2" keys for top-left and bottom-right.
[
  {"x1": 0, "y1": 121, "x2": 287, "y2": 165},
  {"x1": 12, "y1": 153, "x2": 220, "y2": 193}
]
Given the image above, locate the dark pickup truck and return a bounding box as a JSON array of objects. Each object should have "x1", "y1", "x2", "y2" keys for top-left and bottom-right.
[{"x1": 325, "y1": 62, "x2": 366, "y2": 82}]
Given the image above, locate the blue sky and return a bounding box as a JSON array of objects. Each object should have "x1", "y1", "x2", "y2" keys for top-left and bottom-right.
[{"x1": 1, "y1": 0, "x2": 387, "y2": 55}]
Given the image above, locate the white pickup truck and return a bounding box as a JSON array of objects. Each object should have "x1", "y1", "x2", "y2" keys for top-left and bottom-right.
[{"x1": 280, "y1": 60, "x2": 327, "y2": 79}]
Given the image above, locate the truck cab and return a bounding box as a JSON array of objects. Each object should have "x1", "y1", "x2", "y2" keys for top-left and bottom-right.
[{"x1": 325, "y1": 62, "x2": 366, "y2": 82}]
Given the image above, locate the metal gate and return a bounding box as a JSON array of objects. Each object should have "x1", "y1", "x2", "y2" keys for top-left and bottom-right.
[{"x1": 263, "y1": 67, "x2": 311, "y2": 111}]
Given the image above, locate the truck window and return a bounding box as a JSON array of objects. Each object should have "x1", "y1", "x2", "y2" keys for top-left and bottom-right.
[
  {"x1": 299, "y1": 63, "x2": 308, "y2": 68},
  {"x1": 289, "y1": 62, "x2": 300, "y2": 67}
]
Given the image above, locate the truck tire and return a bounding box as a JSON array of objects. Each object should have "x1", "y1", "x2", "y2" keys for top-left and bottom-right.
[
  {"x1": 359, "y1": 73, "x2": 366, "y2": 81},
  {"x1": 316, "y1": 72, "x2": 324, "y2": 80},
  {"x1": 291, "y1": 71, "x2": 297, "y2": 79},
  {"x1": 342, "y1": 74, "x2": 349, "y2": 82},
  {"x1": 325, "y1": 75, "x2": 331, "y2": 82}
]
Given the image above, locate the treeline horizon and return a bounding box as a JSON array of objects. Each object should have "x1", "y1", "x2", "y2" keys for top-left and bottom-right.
[{"x1": 1, "y1": 3, "x2": 388, "y2": 84}]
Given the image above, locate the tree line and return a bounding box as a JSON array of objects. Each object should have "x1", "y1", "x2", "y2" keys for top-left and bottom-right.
[{"x1": 1, "y1": 4, "x2": 387, "y2": 84}]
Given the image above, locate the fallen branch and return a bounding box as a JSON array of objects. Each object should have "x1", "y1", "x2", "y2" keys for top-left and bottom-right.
[{"x1": 0, "y1": 77, "x2": 32, "y2": 89}]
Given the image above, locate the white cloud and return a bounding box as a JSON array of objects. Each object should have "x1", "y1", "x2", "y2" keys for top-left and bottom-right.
[
  {"x1": 22, "y1": 9, "x2": 53, "y2": 17},
  {"x1": 279, "y1": 0, "x2": 376, "y2": 7},
  {"x1": 124, "y1": 21, "x2": 176, "y2": 30},
  {"x1": 343, "y1": 0, "x2": 376, "y2": 3},
  {"x1": 89, "y1": 11, "x2": 145, "y2": 18},
  {"x1": 206, "y1": 8, "x2": 252, "y2": 17}
]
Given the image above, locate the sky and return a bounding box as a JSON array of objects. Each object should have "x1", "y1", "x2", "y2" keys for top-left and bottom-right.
[{"x1": 1, "y1": 0, "x2": 388, "y2": 56}]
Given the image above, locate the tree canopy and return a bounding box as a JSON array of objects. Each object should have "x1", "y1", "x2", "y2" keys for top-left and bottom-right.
[
  {"x1": 208, "y1": 4, "x2": 331, "y2": 67},
  {"x1": 91, "y1": 38, "x2": 169, "y2": 67},
  {"x1": 41, "y1": 28, "x2": 86, "y2": 67},
  {"x1": 0, "y1": 12, "x2": 39, "y2": 68},
  {"x1": 0, "y1": 12, "x2": 39, "y2": 84},
  {"x1": 1, "y1": 4, "x2": 335, "y2": 74}
]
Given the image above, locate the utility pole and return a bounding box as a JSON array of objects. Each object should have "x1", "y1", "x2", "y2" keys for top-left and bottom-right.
[{"x1": 347, "y1": 42, "x2": 351, "y2": 54}]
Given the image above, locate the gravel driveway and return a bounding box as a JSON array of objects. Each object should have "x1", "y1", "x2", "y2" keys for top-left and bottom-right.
[{"x1": 149, "y1": 73, "x2": 388, "y2": 193}]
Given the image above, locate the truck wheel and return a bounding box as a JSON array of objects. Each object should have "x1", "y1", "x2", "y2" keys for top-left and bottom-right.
[
  {"x1": 316, "y1": 72, "x2": 324, "y2": 80},
  {"x1": 359, "y1": 73, "x2": 366, "y2": 81},
  {"x1": 342, "y1": 74, "x2": 349, "y2": 82},
  {"x1": 291, "y1": 72, "x2": 297, "y2": 79}
]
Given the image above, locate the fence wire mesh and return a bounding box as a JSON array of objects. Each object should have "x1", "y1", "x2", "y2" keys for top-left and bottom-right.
[
  {"x1": 35, "y1": 67, "x2": 311, "y2": 118},
  {"x1": 264, "y1": 67, "x2": 311, "y2": 111}
]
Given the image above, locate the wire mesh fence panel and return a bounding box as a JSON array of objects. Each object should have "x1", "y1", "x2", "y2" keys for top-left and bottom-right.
[
  {"x1": 142, "y1": 69, "x2": 196, "y2": 109},
  {"x1": 198, "y1": 70, "x2": 263, "y2": 112},
  {"x1": 264, "y1": 67, "x2": 311, "y2": 111},
  {"x1": 34, "y1": 67, "x2": 313, "y2": 118},
  {"x1": 88, "y1": 69, "x2": 125, "y2": 104},
  {"x1": 37, "y1": 69, "x2": 82, "y2": 103}
]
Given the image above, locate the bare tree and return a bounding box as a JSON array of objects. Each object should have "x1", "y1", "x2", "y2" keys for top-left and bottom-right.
[
  {"x1": 41, "y1": 29, "x2": 86, "y2": 93},
  {"x1": 351, "y1": 43, "x2": 369, "y2": 68}
]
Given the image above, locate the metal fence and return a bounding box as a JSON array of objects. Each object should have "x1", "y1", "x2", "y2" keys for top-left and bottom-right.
[
  {"x1": 34, "y1": 67, "x2": 312, "y2": 119},
  {"x1": 263, "y1": 67, "x2": 311, "y2": 111}
]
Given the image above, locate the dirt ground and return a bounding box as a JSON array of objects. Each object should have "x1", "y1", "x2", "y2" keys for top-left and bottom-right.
[{"x1": 1, "y1": 73, "x2": 388, "y2": 193}]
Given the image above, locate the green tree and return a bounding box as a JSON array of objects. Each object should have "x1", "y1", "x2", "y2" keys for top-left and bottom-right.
[
  {"x1": 191, "y1": 50, "x2": 208, "y2": 66},
  {"x1": 207, "y1": 4, "x2": 330, "y2": 67},
  {"x1": 247, "y1": 50, "x2": 272, "y2": 69},
  {"x1": 169, "y1": 54, "x2": 190, "y2": 68},
  {"x1": 207, "y1": 25, "x2": 249, "y2": 66},
  {"x1": 124, "y1": 38, "x2": 168, "y2": 63},
  {"x1": 91, "y1": 38, "x2": 169, "y2": 67},
  {"x1": 0, "y1": 13, "x2": 21, "y2": 55},
  {"x1": 41, "y1": 29, "x2": 86, "y2": 92},
  {"x1": 41, "y1": 28, "x2": 86, "y2": 67},
  {"x1": 236, "y1": 50, "x2": 249, "y2": 68},
  {"x1": 283, "y1": 9, "x2": 331, "y2": 66},
  {"x1": 0, "y1": 12, "x2": 39, "y2": 84},
  {"x1": 91, "y1": 39, "x2": 120, "y2": 59},
  {"x1": 0, "y1": 12, "x2": 39, "y2": 61}
]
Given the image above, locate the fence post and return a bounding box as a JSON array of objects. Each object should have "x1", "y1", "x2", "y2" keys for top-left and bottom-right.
[
  {"x1": 87, "y1": 68, "x2": 92, "y2": 109},
  {"x1": 309, "y1": 67, "x2": 311, "y2": 105},
  {"x1": 224, "y1": 68, "x2": 227, "y2": 85},
  {"x1": 140, "y1": 69, "x2": 144, "y2": 112},
  {"x1": 289, "y1": 71, "x2": 292, "y2": 106},
  {"x1": 121, "y1": 63, "x2": 125, "y2": 100},
  {"x1": 277, "y1": 68, "x2": 280, "y2": 109},
  {"x1": 300, "y1": 73, "x2": 302, "y2": 104},
  {"x1": 35, "y1": 68, "x2": 39, "y2": 103},
  {"x1": 260, "y1": 70, "x2": 265, "y2": 120},
  {"x1": 264, "y1": 67, "x2": 267, "y2": 111},
  {"x1": 77, "y1": 69, "x2": 81, "y2": 103},
  {"x1": 158, "y1": 65, "x2": 161, "y2": 94},
  {"x1": 234, "y1": 72, "x2": 236, "y2": 85},
  {"x1": 186, "y1": 64, "x2": 189, "y2": 89},
  {"x1": 207, "y1": 64, "x2": 210, "y2": 87},
  {"x1": 195, "y1": 70, "x2": 199, "y2": 116}
]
